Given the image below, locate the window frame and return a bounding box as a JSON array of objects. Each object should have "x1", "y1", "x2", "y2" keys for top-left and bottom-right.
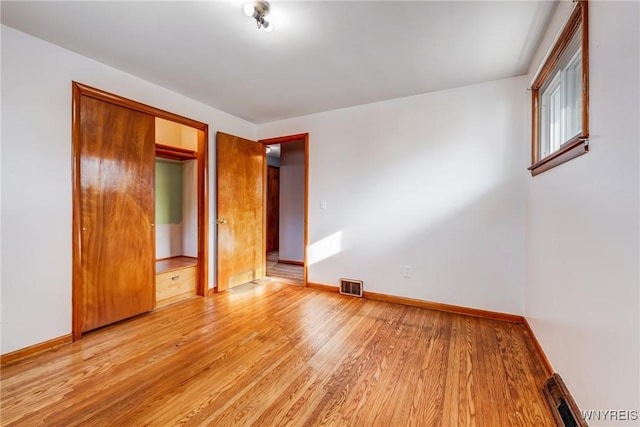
[{"x1": 529, "y1": 0, "x2": 589, "y2": 176}]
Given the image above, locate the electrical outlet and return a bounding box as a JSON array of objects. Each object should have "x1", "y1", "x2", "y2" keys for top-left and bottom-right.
[{"x1": 403, "y1": 265, "x2": 412, "y2": 278}]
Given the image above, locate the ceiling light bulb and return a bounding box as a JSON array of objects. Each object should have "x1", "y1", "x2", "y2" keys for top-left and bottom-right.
[
  {"x1": 243, "y1": 3, "x2": 255, "y2": 17},
  {"x1": 243, "y1": 1, "x2": 273, "y2": 32}
]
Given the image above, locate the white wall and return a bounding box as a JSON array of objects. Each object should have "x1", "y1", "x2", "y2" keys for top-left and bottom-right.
[
  {"x1": 1, "y1": 25, "x2": 256, "y2": 354},
  {"x1": 279, "y1": 142, "x2": 305, "y2": 263},
  {"x1": 156, "y1": 224, "x2": 184, "y2": 259},
  {"x1": 267, "y1": 154, "x2": 280, "y2": 168},
  {"x1": 155, "y1": 159, "x2": 184, "y2": 259},
  {"x1": 524, "y1": 1, "x2": 640, "y2": 424},
  {"x1": 182, "y1": 159, "x2": 198, "y2": 258},
  {"x1": 154, "y1": 160, "x2": 198, "y2": 260},
  {"x1": 259, "y1": 76, "x2": 529, "y2": 315}
]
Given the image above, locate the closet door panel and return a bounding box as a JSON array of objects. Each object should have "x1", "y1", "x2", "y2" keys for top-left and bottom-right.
[{"x1": 80, "y1": 96, "x2": 155, "y2": 333}]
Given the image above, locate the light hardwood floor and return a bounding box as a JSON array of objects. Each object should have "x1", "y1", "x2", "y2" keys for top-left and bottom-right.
[
  {"x1": 266, "y1": 251, "x2": 304, "y2": 284},
  {"x1": 1, "y1": 282, "x2": 555, "y2": 426}
]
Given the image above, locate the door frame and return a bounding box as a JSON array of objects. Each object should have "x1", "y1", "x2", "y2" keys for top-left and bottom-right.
[
  {"x1": 71, "y1": 82, "x2": 209, "y2": 340},
  {"x1": 258, "y1": 133, "x2": 309, "y2": 286}
]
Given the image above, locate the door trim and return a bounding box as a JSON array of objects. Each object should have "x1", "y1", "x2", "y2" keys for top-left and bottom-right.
[
  {"x1": 71, "y1": 82, "x2": 209, "y2": 340},
  {"x1": 258, "y1": 133, "x2": 309, "y2": 286}
]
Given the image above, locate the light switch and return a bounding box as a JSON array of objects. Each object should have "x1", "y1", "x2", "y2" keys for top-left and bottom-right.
[
  {"x1": 320, "y1": 199, "x2": 327, "y2": 209},
  {"x1": 403, "y1": 265, "x2": 412, "y2": 278}
]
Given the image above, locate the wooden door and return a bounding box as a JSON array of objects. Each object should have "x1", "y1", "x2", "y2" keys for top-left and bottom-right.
[
  {"x1": 216, "y1": 132, "x2": 264, "y2": 292},
  {"x1": 266, "y1": 166, "x2": 280, "y2": 252},
  {"x1": 78, "y1": 96, "x2": 156, "y2": 333}
]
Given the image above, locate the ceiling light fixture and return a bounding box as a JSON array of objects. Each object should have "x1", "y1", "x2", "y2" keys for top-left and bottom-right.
[{"x1": 243, "y1": 1, "x2": 273, "y2": 33}]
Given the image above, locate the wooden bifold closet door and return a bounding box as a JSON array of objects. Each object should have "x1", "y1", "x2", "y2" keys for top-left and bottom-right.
[{"x1": 77, "y1": 94, "x2": 156, "y2": 334}]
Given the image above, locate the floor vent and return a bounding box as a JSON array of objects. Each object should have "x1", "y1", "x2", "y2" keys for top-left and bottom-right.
[
  {"x1": 339, "y1": 278, "x2": 363, "y2": 297},
  {"x1": 543, "y1": 373, "x2": 587, "y2": 427}
]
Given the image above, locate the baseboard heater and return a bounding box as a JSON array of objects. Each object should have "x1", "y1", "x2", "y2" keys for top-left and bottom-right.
[
  {"x1": 543, "y1": 373, "x2": 587, "y2": 427},
  {"x1": 339, "y1": 278, "x2": 363, "y2": 297}
]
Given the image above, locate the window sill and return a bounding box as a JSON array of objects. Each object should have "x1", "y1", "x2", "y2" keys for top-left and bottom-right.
[{"x1": 528, "y1": 135, "x2": 589, "y2": 176}]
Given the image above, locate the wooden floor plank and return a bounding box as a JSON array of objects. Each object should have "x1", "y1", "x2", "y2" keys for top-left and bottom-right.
[
  {"x1": 355, "y1": 306, "x2": 428, "y2": 426},
  {"x1": 0, "y1": 281, "x2": 555, "y2": 426}
]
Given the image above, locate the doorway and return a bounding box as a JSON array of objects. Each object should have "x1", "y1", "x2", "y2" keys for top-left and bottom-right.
[
  {"x1": 261, "y1": 135, "x2": 308, "y2": 286},
  {"x1": 215, "y1": 132, "x2": 308, "y2": 292}
]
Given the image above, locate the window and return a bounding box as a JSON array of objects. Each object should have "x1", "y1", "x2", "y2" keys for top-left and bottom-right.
[{"x1": 529, "y1": 0, "x2": 589, "y2": 176}]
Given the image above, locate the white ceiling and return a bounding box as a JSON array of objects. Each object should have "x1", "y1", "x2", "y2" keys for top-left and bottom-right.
[{"x1": 1, "y1": 1, "x2": 557, "y2": 124}]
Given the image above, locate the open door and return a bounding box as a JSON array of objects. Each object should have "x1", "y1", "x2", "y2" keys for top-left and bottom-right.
[{"x1": 216, "y1": 132, "x2": 265, "y2": 292}]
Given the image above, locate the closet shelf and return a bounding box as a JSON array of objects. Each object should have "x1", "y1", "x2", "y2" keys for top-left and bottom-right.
[
  {"x1": 156, "y1": 143, "x2": 197, "y2": 161},
  {"x1": 156, "y1": 256, "x2": 198, "y2": 274}
]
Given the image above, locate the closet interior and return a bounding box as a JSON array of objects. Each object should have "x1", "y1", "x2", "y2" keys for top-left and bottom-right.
[{"x1": 155, "y1": 118, "x2": 200, "y2": 307}]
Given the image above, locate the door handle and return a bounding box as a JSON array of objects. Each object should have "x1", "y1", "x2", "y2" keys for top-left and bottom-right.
[{"x1": 217, "y1": 218, "x2": 228, "y2": 225}]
